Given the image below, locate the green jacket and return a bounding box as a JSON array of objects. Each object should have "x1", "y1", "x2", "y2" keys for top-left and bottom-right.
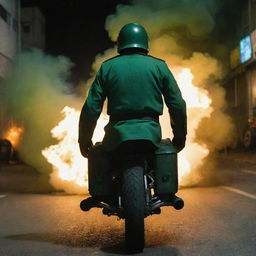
[{"x1": 79, "y1": 53, "x2": 187, "y2": 151}]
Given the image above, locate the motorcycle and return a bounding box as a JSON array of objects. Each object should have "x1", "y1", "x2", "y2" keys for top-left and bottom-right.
[{"x1": 80, "y1": 138, "x2": 184, "y2": 253}]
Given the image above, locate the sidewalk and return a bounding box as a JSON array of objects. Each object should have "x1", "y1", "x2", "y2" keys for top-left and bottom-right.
[
  {"x1": 0, "y1": 161, "x2": 55, "y2": 193},
  {"x1": 217, "y1": 149, "x2": 256, "y2": 166}
]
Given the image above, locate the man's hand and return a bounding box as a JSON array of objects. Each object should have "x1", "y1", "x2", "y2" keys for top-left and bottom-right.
[
  {"x1": 79, "y1": 140, "x2": 93, "y2": 158},
  {"x1": 172, "y1": 136, "x2": 186, "y2": 152}
]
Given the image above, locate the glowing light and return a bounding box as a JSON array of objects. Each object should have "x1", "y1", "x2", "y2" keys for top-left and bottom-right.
[
  {"x1": 175, "y1": 68, "x2": 212, "y2": 186},
  {"x1": 3, "y1": 124, "x2": 24, "y2": 148},
  {"x1": 176, "y1": 68, "x2": 211, "y2": 109},
  {"x1": 42, "y1": 106, "x2": 108, "y2": 194},
  {"x1": 42, "y1": 67, "x2": 213, "y2": 193}
]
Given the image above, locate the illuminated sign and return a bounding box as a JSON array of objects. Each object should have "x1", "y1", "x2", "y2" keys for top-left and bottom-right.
[{"x1": 240, "y1": 35, "x2": 253, "y2": 63}]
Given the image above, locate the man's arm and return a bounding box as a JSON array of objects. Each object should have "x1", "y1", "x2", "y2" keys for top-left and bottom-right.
[
  {"x1": 78, "y1": 67, "x2": 106, "y2": 157},
  {"x1": 161, "y1": 63, "x2": 187, "y2": 152}
]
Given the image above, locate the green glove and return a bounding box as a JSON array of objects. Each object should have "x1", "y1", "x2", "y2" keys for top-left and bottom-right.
[
  {"x1": 172, "y1": 136, "x2": 186, "y2": 152},
  {"x1": 79, "y1": 140, "x2": 93, "y2": 158}
]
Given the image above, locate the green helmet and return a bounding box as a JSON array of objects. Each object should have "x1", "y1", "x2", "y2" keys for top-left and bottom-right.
[{"x1": 117, "y1": 23, "x2": 149, "y2": 53}]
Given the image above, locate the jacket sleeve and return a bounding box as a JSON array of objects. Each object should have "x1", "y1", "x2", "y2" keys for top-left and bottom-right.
[
  {"x1": 161, "y1": 63, "x2": 187, "y2": 139},
  {"x1": 78, "y1": 66, "x2": 106, "y2": 144}
]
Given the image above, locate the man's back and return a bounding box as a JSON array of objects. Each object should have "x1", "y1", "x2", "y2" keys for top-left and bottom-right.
[
  {"x1": 101, "y1": 53, "x2": 165, "y2": 116},
  {"x1": 78, "y1": 23, "x2": 186, "y2": 156}
]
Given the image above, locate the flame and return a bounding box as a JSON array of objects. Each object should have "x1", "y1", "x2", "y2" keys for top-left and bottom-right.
[
  {"x1": 3, "y1": 124, "x2": 24, "y2": 148},
  {"x1": 42, "y1": 67, "x2": 212, "y2": 193},
  {"x1": 42, "y1": 106, "x2": 108, "y2": 194},
  {"x1": 174, "y1": 68, "x2": 212, "y2": 185},
  {"x1": 175, "y1": 68, "x2": 211, "y2": 109}
]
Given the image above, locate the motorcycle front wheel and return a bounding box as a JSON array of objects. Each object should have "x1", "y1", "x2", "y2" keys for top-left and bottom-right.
[{"x1": 122, "y1": 165, "x2": 145, "y2": 253}]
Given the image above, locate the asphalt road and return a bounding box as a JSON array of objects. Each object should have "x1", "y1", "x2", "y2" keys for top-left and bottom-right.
[{"x1": 0, "y1": 158, "x2": 256, "y2": 256}]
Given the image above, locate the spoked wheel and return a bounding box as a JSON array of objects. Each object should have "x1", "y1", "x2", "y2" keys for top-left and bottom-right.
[{"x1": 122, "y1": 166, "x2": 145, "y2": 253}]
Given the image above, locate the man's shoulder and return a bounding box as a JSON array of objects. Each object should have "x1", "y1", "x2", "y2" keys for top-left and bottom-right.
[
  {"x1": 147, "y1": 55, "x2": 166, "y2": 63},
  {"x1": 103, "y1": 55, "x2": 121, "y2": 64},
  {"x1": 101, "y1": 54, "x2": 166, "y2": 68}
]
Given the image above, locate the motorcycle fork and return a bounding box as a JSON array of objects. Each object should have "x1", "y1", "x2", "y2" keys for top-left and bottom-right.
[{"x1": 144, "y1": 170, "x2": 155, "y2": 216}]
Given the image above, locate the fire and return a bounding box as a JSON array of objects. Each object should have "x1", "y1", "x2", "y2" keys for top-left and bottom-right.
[
  {"x1": 42, "y1": 67, "x2": 212, "y2": 193},
  {"x1": 4, "y1": 124, "x2": 24, "y2": 148},
  {"x1": 42, "y1": 106, "x2": 108, "y2": 194},
  {"x1": 175, "y1": 68, "x2": 211, "y2": 109},
  {"x1": 174, "y1": 68, "x2": 212, "y2": 185}
]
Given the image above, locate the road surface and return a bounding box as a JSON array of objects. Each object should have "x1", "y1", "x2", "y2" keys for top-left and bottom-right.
[{"x1": 0, "y1": 158, "x2": 255, "y2": 255}]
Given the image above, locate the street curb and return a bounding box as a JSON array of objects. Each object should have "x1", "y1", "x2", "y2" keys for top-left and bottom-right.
[
  {"x1": 0, "y1": 162, "x2": 56, "y2": 193},
  {"x1": 217, "y1": 152, "x2": 256, "y2": 166}
]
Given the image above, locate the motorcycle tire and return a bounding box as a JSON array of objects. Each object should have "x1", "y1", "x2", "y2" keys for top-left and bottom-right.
[
  {"x1": 122, "y1": 166, "x2": 145, "y2": 253},
  {"x1": 243, "y1": 128, "x2": 256, "y2": 149}
]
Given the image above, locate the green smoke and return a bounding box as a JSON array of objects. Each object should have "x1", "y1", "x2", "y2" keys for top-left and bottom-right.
[
  {"x1": 90, "y1": 0, "x2": 236, "y2": 186},
  {"x1": 0, "y1": 48, "x2": 81, "y2": 173}
]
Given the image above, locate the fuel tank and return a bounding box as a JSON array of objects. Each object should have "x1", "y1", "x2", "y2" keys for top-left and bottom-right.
[
  {"x1": 88, "y1": 142, "x2": 114, "y2": 196},
  {"x1": 153, "y1": 138, "x2": 178, "y2": 194},
  {"x1": 88, "y1": 138, "x2": 178, "y2": 196}
]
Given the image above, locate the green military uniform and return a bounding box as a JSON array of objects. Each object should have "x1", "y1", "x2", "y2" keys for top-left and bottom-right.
[
  {"x1": 78, "y1": 53, "x2": 187, "y2": 152},
  {"x1": 79, "y1": 23, "x2": 186, "y2": 222}
]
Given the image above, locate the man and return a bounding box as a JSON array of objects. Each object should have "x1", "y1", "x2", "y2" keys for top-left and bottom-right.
[{"x1": 79, "y1": 23, "x2": 187, "y2": 202}]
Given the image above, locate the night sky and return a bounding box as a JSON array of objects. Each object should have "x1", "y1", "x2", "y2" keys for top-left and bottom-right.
[{"x1": 20, "y1": 0, "x2": 130, "y2": 84}]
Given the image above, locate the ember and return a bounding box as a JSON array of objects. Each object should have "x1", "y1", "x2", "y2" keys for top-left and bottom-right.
[{"x1": 3, "y1": 124, "x2": 23, "y2": 148}]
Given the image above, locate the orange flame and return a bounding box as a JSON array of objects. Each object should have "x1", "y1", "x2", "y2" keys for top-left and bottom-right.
[
  {"x1": 174, "y1": 68, "x2": 212, "y2": 185},
  {"x1": 4, "y1": 124, "x2": 24, "y2": 148},
  {"x1": 42, "y1": 106, "x2": 108, "y2": 194},
  {"x1": 42, "y1": 67, "x2": 212, "y2": 193}
]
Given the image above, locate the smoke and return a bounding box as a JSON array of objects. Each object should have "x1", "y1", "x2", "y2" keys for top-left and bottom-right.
[
  {"x1": 106, "y1": 0, "x2": 220, "y2": 40},
  {"x1": 0, "y1": 48, "x2": 81, "y2": 174},
  {"x1": 0, "y1": 0, "x2": 236, "y2": 193},
  {"x1": 90, "y1": 0, "x2": 235, "y2": 186}
]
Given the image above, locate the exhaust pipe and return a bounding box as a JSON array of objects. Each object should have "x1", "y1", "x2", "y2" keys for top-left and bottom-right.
[
  {"x1": 151, "y1": 195, "x2": 184, "y2": 211},
  {"x1": 172, "y1": 196, "x2": 184, "y2": 210},
  {"x1": 80, "y1": 197, "x2": 96, "y2": 211}
]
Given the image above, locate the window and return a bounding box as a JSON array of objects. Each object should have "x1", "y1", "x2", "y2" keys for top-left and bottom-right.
[
  {"x1": 13, "y1": 18, "x2": 18, "y2": 32},
  {"x1": 0, "y1": 4, "x2": 11, "y2": 25},
  {"x1": 22, "y1": 23, "x2": 31, "y2": 33}
]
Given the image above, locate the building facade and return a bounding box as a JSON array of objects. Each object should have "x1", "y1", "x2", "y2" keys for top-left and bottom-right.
[
  {"x1": 225, "y1": 0, "x2": 256, "y2": 148},
  {"x1": 0, "y1": 0, "x2": 20, "y2": 79},
  {"x1": 21, "y1": 6, "x2": 45, "y2": 50},
  {"x1": 0, "y1": 2, "x2": 45, "y2": 81},
  {"x1": 0, "y1": 0, "x2": 20, "y2": 135},
  {"x1": 0, "y1": 2, "x2": 45, "y2": 137}
]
